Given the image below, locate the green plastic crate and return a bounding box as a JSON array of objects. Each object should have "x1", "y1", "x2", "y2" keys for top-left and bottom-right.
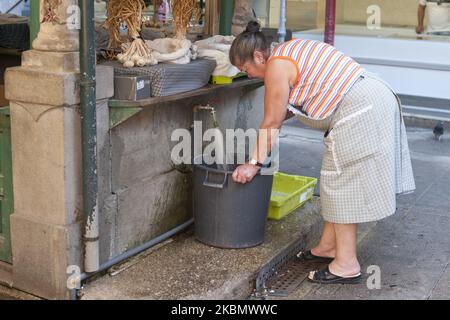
[
  {"x1": 268, "y1": 172, "x2": 318, "y2": 220},
  {"x1": 211, "y1": 72, "x2": 247, "y2": 84}
]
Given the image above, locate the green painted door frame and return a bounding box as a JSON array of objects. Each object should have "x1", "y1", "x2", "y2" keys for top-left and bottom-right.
[
  {"x1": 30, "y1": 0, "x2": 40, "y2": 45},
  {"x1": 219, "y1": 0, "x2": 234, "y2": 36},
  {"x1": 0, "y1": 107, "x2": 13, "y2": 263}
]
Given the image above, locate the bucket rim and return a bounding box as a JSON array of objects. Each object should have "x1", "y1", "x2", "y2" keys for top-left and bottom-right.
[
  {"x1": 193, "y1": 154, "x2": 272, "y2": 175},
  {"x1": 193, "y1": 159, "x2": 241, "y2": 175}
]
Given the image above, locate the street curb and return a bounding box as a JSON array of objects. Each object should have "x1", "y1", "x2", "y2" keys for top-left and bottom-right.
[
  {"x1": 250, "y1": 198, "x2": 323, "y2": 298},
  {"x1": 0, "y1": 284, "x2": 41, "y2": 300},
  {"x1": 404, "y1": 114, "x2": 450, "y2": 130}
]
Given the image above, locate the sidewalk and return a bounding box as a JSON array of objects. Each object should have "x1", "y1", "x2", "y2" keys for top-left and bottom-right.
[
  {"x1": 83, "y1": 119, "x2": 450, "y2": 300},
  {"x1": 2, "y1": 118, "x2": 448, "y2": 300},
  {"x1": 80, "y1": 119, "x2": 329, "y2": 300},
  {"x1": 268, "y1": 121, "x2": 450, "y2": 300},
  {"x1": 81, "y1": 199, "x2": 321, "y2": 300}
]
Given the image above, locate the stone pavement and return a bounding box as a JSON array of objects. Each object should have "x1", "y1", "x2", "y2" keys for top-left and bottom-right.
[
  {"x1": 82, "y1": 118, "x2": 450, "y2": 300},
  {"x1": 2, "y1": 117, "x2": 448, "y2": 300},
  {"x1": 79, "y1": 119, "x2": 329, "y2": 300},
  {"x1": 80, "y1": 198, "x2": 323, "y2": 300}
]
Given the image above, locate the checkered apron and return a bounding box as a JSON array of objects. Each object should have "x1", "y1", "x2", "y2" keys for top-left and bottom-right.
[{"x1": 288, "y1": 71, "x2": 416, "y2": 224}]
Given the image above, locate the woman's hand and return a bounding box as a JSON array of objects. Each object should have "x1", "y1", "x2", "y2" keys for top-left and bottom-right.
[
  {"x1": 416, "y1": 25, "x2": 424, "y2": 34},
  {"x1": 232, "y1": 164, "x2": 260, "y2": 184}
]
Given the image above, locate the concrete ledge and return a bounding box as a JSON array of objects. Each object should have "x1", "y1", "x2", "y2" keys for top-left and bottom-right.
[
  {"x1": 5, "y1": 67, "x2": 79, "y2": 106},
  {"x1": 81, "y1": 198, "x2": 323, "y2": 300},
  {"x1": 5, "y1": 65, "x2": 113, "y2": 106},
  {"x1": 22, "y1": 50, "x2": 80, "y2": 73},
  {"x1": 404, "y1": 114, "x2": 450, "y2": 129}
]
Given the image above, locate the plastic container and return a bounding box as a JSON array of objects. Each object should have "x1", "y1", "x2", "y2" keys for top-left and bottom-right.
[
  {"x1": 211, "y1": 73, "x2": 247, "y2": 85},
  {"x1": 193, "y1": 155, "x2": 274, "y2": 248},
  {"x1": 268, "y1": 172, "x2": 318, "y2": 220}
]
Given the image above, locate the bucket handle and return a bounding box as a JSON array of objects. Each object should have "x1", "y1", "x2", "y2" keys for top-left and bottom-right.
[{"x1": 203, "y1": 170, "x2": 228, "y2": 189}]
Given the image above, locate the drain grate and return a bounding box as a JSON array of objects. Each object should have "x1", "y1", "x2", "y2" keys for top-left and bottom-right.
[
  {"x1": 265, "y1": 259, "x2": 327, "y2": 296},
  {"x1": 253, "y1": 235, "x2": 327, "y2": 298}
]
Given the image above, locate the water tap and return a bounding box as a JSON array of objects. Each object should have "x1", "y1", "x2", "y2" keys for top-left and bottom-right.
[
  {"x1": 193, "y1": 104, "x2": 215, "y2": 112},
  {"x1": 193, "y1": 104, "x2": 219, "y2": 128}
]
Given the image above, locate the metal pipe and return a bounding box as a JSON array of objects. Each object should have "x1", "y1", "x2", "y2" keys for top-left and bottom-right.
[
  {"x1": 278, "y1": 0, "x2": 286, "y2": 43},
  {"x1": 80, "y1": 218, "x2": 194, "y2": 282},
  {"x1": 324, "y1": 0, "x2": 336, "y2": 45},
  {"x1": 219, "y1": 0, "x2": 234, "y2": 36},
  {"x1": 29, "y1": 0, "x2": 40, "y2": 44},
  {"x1": 79, "y1": 0, "x2": 99, "y2": 273}
]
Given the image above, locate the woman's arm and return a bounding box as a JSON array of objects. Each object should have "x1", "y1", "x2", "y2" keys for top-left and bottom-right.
[
  {"x1": 232, "y1": 59, "x2": 296, "y2": 184},
  {"x1": 251, "y1": 59, "x2": 293, "y2": 164},
  {"x1": 417, "y1": 4, "x2": 426, "y2": 34}
]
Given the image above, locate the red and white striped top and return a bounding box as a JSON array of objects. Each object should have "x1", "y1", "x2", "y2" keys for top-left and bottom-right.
[{"x1": 269, "y1": 39, "x2": 364, "y2": 120}]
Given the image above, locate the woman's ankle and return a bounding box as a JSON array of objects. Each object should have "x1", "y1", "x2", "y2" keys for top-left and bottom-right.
[
  {"x1": 329, "y1": 259, "x2": 361, "y2": 276},
  {"x1": 311, "y1": 246, "x2": 336, "y2": 258}
]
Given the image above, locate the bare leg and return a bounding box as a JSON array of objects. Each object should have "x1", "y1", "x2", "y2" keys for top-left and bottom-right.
[
  {"x1": 310, "y1": 221, "x2": 336, "y2": 258},
  {"x1": 327, "y1": 223, "x2": 360, "y2": 277}
]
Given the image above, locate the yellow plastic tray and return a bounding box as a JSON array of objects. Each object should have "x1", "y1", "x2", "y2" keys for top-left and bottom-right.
[
  {"x1": 268, "y1": 172, "x2": 318, "y2": 220},
  {"x1": 211, "y1": 73, "x2": 247, "y2": 84}
]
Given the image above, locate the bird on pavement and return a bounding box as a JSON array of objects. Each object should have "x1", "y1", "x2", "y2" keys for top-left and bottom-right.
[{"x1": 433, "y1": 121, "x2": 444, "y2": 141}]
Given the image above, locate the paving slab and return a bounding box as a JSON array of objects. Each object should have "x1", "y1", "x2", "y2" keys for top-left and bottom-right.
[
  {"x1": 81, "y1": 198, "x2": 323, "y2": 300},
  {"x1": 81, "y1": 118, "x2": 329, "y2": 300}
]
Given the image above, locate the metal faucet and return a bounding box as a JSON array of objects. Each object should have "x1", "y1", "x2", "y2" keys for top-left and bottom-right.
[
  {"x1": 193, "y1": 104, "x2": 215, "y2": 112},
  {"x1": 193, "y1": 104, "x2": 219, "y2": 128}
]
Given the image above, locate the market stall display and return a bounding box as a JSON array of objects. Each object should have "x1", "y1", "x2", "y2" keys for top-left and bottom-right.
[
  {"x1": 142, "y1": 0, "x2": 201, "y2": 65},
  {"x1": 99, "y1": 0, "x2": 220, "y2": 99},
  {"x1": 171, "y1": 0, "x2": 197, "y2": 39},
  {"x1": 146, "y1": 37, "x2": 197, "y2": 64},
  {"x1": 106, "y1": 0, "x2": 157, "y2": 67},
  {"x1": 195, "y1": 35, "x2": 240, "y2": 78},
  {"x1": 118, "y1": 39, "x2": 157, "y2": 67},
  {"x1": 104, "y1": 58, "x2": 216, "y2": 97}
]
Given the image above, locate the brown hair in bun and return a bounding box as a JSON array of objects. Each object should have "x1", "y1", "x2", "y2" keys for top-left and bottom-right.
[
  {"x1": 230, "y1": 20, "x2": 269, "y2": 66},
  {"x1": 245, "y1": 20, "x2": 261, "y2": 33}
]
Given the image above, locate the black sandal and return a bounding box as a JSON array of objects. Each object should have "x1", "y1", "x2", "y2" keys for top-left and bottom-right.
[
  {"x1": 296, "y1": 250, "x2": 334, "y2": 263},
  {"x1": 308, "y1": 266, "x2": 362, "y2": 284}
]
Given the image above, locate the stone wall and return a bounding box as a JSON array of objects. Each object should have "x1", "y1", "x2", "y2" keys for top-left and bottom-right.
[{"x1": 97, "y1": 85, "x2": 265, "y2": 262}]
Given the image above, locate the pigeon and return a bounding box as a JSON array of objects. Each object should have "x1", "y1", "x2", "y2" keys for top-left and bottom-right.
[{"x1": 433, "y1": 121, "x2": 444, "y2": 141}]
